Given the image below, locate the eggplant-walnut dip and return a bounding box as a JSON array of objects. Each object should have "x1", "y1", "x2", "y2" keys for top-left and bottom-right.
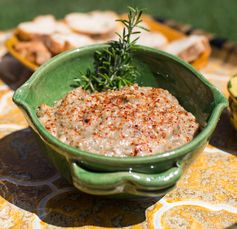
[
  {"x1": 37, "y1": 8, "x2": 199, "y2": 157},
  {"x1": 37, "y1": 84, "x2": 199, "y2": 157}
]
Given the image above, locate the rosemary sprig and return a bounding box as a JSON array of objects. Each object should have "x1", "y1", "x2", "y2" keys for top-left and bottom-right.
[{"x1": 74, "y1": 7, "x2": 147, "y2": 92}]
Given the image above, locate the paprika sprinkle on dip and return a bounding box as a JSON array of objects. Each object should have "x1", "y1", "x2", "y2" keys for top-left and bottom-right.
[{"x1": 37, "y1": 84, "x2": 199, "y2": 157}]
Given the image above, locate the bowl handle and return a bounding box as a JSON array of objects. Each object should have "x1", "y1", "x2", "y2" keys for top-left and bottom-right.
[{"x1": 69, "y1": 160, "x2": 182, "y2": 195}]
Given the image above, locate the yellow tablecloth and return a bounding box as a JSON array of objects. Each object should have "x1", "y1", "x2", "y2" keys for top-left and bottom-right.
[{"x1": 0, "y1": 31, "x2": 237, "y2": 228}]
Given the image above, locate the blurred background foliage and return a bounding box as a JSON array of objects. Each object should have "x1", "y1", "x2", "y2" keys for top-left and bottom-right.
[{"x1": 1, "y1": 0, "x2": 237, "y2": 41}]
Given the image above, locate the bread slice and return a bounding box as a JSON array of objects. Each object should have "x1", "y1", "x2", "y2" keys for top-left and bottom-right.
[
  {"x1": 55, "y1": 22, "x2": 72, "y2": 34},
  {"x1": 45, "y1": 33, "x2": 94, "y2": 54},
  {"x1": 163, "y1": 35, "x2": 209, "y2": 62},
  {"x1": 132, "y1": 31, "x2": 168, "y2": 48},
  {"x1": 65, "y1": 11, "x2": 118, "y2": 35},
  {"x1": 35, "y1": 15, "x2": 72, "y2": 34},
  {"x1": 95, "y1": 20, "x2": 167, "y2": 49},
  {"x1": 16, "y1": 15, "x2": 57, "y2": 41},
  {"x1": 33, "y1": 15, "x2": 56, "y2": 24},
  {"x1": 0, "y1": 31, "x2": 12, "y2": 60},
  {"x1": 14, "y1": 41, "x2": 52, "y2": 65},
  {"x1": 94, "y1": 21, "x2": 149, "y2": 44}
]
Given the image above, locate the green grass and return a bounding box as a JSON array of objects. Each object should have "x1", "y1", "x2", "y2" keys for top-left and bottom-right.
[{"x1": 1, "y1": 0, "x2": 237, "y2": 41}]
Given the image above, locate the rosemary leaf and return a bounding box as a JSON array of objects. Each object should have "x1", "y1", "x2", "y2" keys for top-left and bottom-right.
[{"x1": 74, "y1": 7, "x2": 146, "y2": 92}]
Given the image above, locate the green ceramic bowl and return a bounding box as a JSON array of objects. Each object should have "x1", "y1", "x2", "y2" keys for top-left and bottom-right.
[{"x1": 13, "y1": 44, "x2": 227, "y2": 197}]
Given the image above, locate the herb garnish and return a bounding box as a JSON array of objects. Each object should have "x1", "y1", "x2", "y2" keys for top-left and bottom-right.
[{"x1": 74, "y1": 7, "x2": 147, "y2": 92}]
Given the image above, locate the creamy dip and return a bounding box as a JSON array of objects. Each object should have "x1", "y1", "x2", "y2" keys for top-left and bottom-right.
[{"x1": 38, "y1": 84, "x2": 199, "y2": 157}]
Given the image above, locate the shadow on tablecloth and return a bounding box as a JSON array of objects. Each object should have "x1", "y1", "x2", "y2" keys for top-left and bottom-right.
[
  {"x1": 0, "y1": 128, "x2": 159, "y2": 227},
  {"x1": 0, "y1": 54, "x2": 236, "y2": 227},
  {"x1": 210, "y1": 108, "x2": 237, "y2": 156},
  {"x1": 0, "y1": 109, "x2": 236, "y2": 227},
  {"x1": 0, "y1": 54, "x2": 32, "y2": 90}
]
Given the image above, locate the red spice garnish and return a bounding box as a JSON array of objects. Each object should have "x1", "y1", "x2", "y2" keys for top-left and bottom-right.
[{"x1": 39, "y1": 85, "x2": 199, "y2": 157}]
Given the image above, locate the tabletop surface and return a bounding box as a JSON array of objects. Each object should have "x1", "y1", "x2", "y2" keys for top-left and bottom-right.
[{"x1": 0, "y1": 27, "x2": 237, "y2": 228}]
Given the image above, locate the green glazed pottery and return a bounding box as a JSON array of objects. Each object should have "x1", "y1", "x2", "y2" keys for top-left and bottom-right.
[
  {"x1": 228, "y1": 74, "x2": 237, "y2": 130},
  {"x1": 13, "y1": 44, "x2": 228, "y2": 196}
]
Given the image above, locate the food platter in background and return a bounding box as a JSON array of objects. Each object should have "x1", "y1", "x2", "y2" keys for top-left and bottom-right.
[{"x1": 5, "y1": 13, "x2": 211, "y2": 71}]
